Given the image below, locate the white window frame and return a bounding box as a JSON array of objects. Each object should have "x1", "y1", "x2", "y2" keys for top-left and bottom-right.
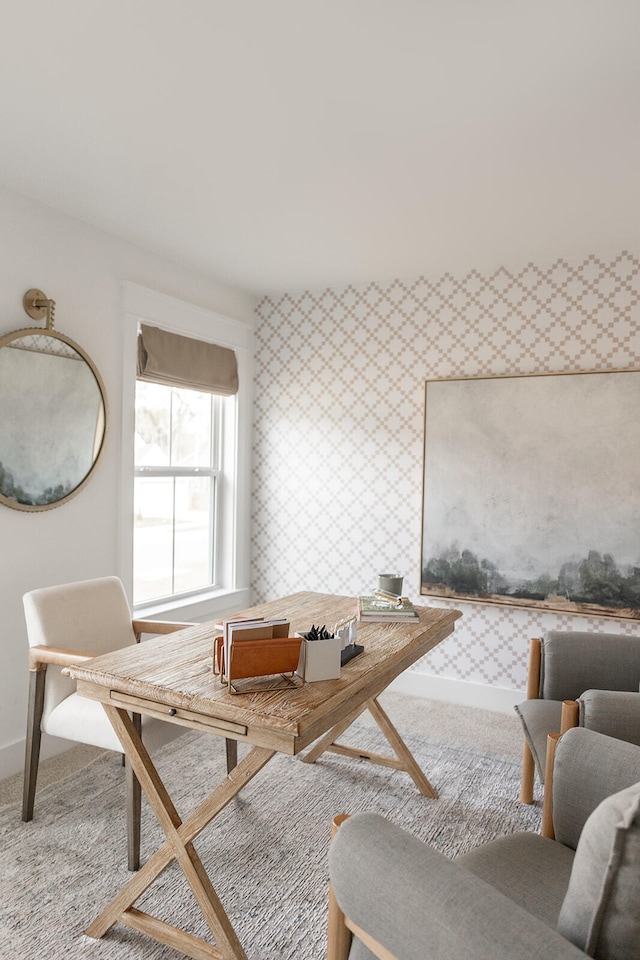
[{"x1": 120, "y1": 282, "x2": 253, "y2": 621}]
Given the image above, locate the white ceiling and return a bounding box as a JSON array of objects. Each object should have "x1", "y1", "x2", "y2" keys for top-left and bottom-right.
[{"x1": 1, "y1": 1, "x2": 639, "y2": 296}]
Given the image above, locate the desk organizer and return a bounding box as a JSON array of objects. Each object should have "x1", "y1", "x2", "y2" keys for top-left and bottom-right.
[{"x1": 296, "y1": 635, "x2": 341, "y2": 681}]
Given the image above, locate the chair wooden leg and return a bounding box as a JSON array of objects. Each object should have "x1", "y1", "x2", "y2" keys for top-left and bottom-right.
[
  {"x1": 126, "y1": 713, "x2": 142, "y2": 871},
  {"x1": 327, "y1": 815, "x2": 352, "y2": 960},
  {"x1": 520, "y1": 740, "x2": 535, "y2": 804},
  {"x1": 22, "y1": 668, "x2": 46, "y2": 822},
  {"x1": 519, "y1": 637, "x2": 542, "y2": 804},
  {"x1": 225, "y1": 737, "x2": 238, "y2": 773},
  {"x1": 541, "y1": 733, "x2": 561, "y2": 840}
]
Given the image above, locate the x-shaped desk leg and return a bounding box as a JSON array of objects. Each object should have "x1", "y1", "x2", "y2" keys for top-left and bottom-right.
[
  {"x1": 86, "y1": 705, "x2": 275, "y2": 960},
  {"x1": 301, "y1": 696, "x2": 437, "y2": 798}
]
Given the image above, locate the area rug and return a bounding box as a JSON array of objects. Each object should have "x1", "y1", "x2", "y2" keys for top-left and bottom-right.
[{"x1": 0, "y1": 698, "x2": 540, "y2": 959}]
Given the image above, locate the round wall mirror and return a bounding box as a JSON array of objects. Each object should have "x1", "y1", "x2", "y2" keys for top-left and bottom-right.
[{"x1": 0, "y1": 324, "x2": 108, "y2": 511}]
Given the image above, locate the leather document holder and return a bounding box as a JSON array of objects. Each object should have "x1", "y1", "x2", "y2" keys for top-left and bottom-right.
[{"x1": 214, "y1": 619, "x2": 303, "y2": 693}]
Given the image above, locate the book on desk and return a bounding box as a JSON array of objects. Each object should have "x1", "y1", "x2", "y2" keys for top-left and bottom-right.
[
  {"x1": 358, "y1": 595, "x2": 419, "y2": 621},
  {"x1": 214, "y1": 617, "x2": 303, "y2": 694}
]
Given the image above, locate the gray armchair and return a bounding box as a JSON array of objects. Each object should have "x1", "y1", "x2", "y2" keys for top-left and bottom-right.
[
  {"x1": 515, "y1": 630, "x2": 640, "y2": 803},
  {"x1": 327, "y1": 727, "x2": 640, "y2": 960}
]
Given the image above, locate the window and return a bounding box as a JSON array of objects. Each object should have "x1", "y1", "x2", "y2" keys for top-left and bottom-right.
[
  {"x1": 133, "y1": 381, "x2": 229, "y2": 605},
  {"x1": 121, "y1": 283, "x2": 252, "y2": 621}
]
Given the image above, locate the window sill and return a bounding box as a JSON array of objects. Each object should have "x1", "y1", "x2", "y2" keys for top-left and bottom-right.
[{"x1": 134, "y1": 586, "x2": 251, "y2": 625}]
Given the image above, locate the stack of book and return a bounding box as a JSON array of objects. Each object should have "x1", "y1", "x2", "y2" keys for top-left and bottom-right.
[{"x1": 358, "y1": 595, "x2": 419, "y2": 622}]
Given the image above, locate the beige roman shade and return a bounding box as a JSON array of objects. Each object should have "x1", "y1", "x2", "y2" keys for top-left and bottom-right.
[{"x1": 137, "y1": 323, "x2": 238, "y2": 395}]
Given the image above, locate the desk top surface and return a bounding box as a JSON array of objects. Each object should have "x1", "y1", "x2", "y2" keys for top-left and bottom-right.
[{"x1": 68, "y1": 592, "x2": 461, "y2": 752}]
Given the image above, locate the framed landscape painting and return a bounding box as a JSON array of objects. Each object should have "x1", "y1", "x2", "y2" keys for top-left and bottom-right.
[{"x1": 420, "y1": 369, "x2": 640, "y2": 620}]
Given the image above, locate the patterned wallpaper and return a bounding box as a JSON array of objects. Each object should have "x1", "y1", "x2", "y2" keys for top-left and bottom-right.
[{"x1": 252, "y1": 252, "x2": 640, "y2": 692}]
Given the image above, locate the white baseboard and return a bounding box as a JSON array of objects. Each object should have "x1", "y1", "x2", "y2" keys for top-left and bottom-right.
[{"x1": 389, "y1": 671, "x2": 525, "y2": 714}]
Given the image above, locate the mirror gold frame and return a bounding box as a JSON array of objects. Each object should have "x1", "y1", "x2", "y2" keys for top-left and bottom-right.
[{"x1": 0, "y1": 298, "x2": 109, "y2": 512}]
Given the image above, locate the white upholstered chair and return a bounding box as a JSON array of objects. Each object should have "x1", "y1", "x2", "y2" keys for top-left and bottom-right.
[{"x1": 22, "y1": 576, "x2": 235, "y2": 870}]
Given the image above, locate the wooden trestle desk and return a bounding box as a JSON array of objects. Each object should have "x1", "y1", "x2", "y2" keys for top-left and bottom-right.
[{"x1": 67, "y1": 591, "x2": 461, "y2": 960}]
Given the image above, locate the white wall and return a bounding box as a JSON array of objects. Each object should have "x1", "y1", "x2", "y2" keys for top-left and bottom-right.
[{"x1": 0, "y1": 187, "x2": 256, "y2": 778}]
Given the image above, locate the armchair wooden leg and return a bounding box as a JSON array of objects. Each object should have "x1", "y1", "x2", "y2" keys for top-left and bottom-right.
[
  {"x1": 126, "y1": 713, "x2": 142, "y2": 871},
  {"x1": 541, "y1": 733, "x2": 561, "y2": 840},
  {"x1": 327, "y1": 815, "x2": 352, "y2": 960},
  {"x1": 520, "y1": 740, "x2": 535, "y2": 804},
  {"x1": 22, "y1": 667, "x2": 46, "y2": 822},
  {"x1": 519, "y1": 637, "x2": 542, "y2": 805}
]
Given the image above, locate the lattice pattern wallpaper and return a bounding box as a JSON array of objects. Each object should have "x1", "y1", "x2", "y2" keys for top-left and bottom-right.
[{"x1": 252, "y1": 252, "x2": 640, "y2": 692}]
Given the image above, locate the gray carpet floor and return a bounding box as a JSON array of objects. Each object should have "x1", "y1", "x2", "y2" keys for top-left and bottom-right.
[{"x1": 0, "y1": 693, "x2": 540, "y2": 959}]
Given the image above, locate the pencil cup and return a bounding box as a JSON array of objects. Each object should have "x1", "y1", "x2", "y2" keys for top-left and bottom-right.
[{"x1": 296, "y1": 636, "x2": 341, "y2": 682}]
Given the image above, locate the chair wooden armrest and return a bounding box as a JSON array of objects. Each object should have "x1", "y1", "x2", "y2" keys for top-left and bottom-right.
[
  {"x1": 29, "y1": 623, "x2": 195, "y2": 668},
  {"x1": 541, "y1": 733, "x2": 562, "y2": 839},
  {"x1": 327, "y1": 814, "x2": 397, "y2": 960},
  {"x1": 132, "y1": 619, "x2": 195, "y2": 639},
  {"x1": 525, "y1": 638, "x2": 542, "y2": 700},
  {"x1": 540, "y1": 703, "x2": 580, "y2": 838},
  {"x1": 328, "y1": 815, "x2": 353, "y2": 960},
  {"x1": 28, "y1": 645, "x2": 94, "y2": 671},
  {"x1": 560, "y1": 699, "x2": 579, "y2": 733}
]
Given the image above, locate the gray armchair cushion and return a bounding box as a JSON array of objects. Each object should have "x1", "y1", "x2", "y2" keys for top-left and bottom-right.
[
  {"x1": 515, "y1": 697, "x2": 563, "y2": 780},
  {"x1": 557, "y1": 780, "x2": 640, "y2": 960},
  {"x1": 553, "y1": 729, "x2": 640, "y2": 850},
  {"x1": 330, "y1": 813, "x2": 588, "y2": 960},
  {"x1": 457, "y1": 832, "x2": 574, "y2": 927},
  {"x1": 540, "y1": 632, "x2": 640, "y2": 701},
  {"x1": 579, "y1": 690, "x2": 640, "y2": 745}
]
